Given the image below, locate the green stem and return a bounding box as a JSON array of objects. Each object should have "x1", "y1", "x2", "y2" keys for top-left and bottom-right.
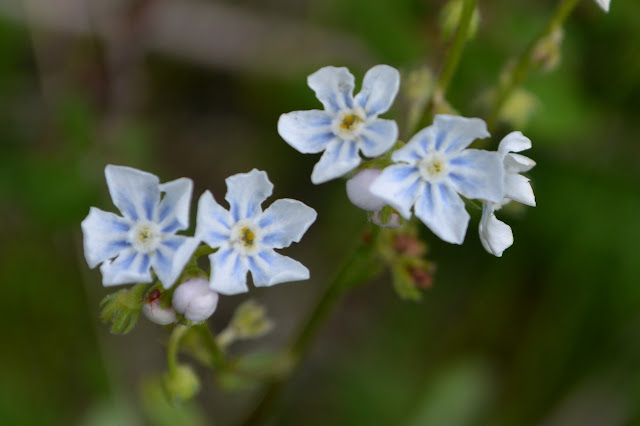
[
  {"x1": 487, "y1": 0, "x2": 581, "y2": 129},
  {"x1": 241, "y1": 226, "x2": 384, "y2": 426},
  {"x1": 196, "y1": 322, "x2": 226, "y2": 369},
  {"x1": 419, "y1": 0, "x2": 477, "y2": 130},
  {"x1": 167, "y1": 324, "x2": 189, "y2": 376}
]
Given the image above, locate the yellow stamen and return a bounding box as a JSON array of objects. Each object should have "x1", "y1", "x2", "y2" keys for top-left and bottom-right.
[
  {"x1": 340, "y1": 114, "x2": 362, "y2": 130},
  {"x1": 241, "y1": 227, "x2": 255, "y2": 246}
]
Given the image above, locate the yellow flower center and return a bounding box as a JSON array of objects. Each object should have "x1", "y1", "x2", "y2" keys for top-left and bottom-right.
[
  {"x1": 340, "y1": 114, "x2": 362, "y2": 131},
  {"x1": 241, "y1": 227, "x2": 255, "y2": 247}
]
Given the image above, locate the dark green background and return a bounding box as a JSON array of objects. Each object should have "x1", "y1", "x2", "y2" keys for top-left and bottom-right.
[{"x1": 1, "y1": 0, "x2": 639, "y2": 425}]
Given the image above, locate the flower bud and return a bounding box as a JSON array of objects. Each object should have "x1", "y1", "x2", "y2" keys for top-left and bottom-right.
[
  {"x1": 346, "y1": 169, "x2": 387, "y2": 211},
  {"x1": 142, "y1": 299, "x2": 177, "y2": 325},
  {"x1": 163, "y1": 364, "x2": 200, "y2": 403},
  {"x1": 172, "y1": 278, "x2": 219, "y2": 322}
]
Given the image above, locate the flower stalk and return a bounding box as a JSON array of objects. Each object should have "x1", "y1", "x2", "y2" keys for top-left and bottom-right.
[{"x1": 487, "y1": 0, "x2": 581, "y2": 129}]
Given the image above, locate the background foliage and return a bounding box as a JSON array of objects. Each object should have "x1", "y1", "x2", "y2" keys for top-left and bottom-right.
[{"x1": 1, "y1": 0, "x2": 640, "y2": 424}]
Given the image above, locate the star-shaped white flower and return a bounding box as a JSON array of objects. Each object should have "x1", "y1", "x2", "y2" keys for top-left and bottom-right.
[
  {"x1": 370, "y1": 114, "x2": 504, "y2": 244},
  {"x1": 479, "y1": 132, "x2": 536, "y2": 256},
  {"x1": 196, "y1": 169, "x2": 317, "y2": 295},
  {"x1": 81, "y1": 165, "x2": 199, "y2": 288},
  {"x1": 594, "y1": 0, "x2": 610, "y2": 12},
  {"x1": 278, "y1": 65, "x2": 400, "y2": 184}
]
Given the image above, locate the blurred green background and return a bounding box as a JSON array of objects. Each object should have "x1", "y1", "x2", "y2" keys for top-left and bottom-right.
[{"x1": 2, "y1": 0, "x2": 640, "y2": 425}]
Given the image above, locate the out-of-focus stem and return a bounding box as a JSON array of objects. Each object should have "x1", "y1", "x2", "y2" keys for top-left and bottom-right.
[
  {"x1": 487, "y1": 0, "x2": 581, "y2": 129},
  {"x1": 241, "y1": 226, "x2": 383, "y2": 426},
  {"x1": 167, "y1": 324, "x2": 189, "y2": 376},
  {"x1": 419, "y1": 0, "x2": 477, "y2": 130},
  {"x1": 196, "y1": 322, "x2": 227, "y2": 369}
]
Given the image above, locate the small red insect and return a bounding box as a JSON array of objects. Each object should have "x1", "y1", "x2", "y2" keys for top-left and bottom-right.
[{"x1": 141, "y1": 289, "x2": 162, "y2": 313}]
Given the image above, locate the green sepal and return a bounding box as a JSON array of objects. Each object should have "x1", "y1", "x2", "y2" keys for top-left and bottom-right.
[
  {"x1": 99, "y1": 283, "x2": 148, "y2": 334},
  {"x1": 391, "y1": 262, "x2": 422, "y2": 301}
]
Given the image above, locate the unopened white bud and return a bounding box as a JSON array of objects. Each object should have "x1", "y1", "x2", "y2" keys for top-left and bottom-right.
[
  {"x1": 346, "y1": 169, "x2": 387, "y2": 211},
  {"x1": 142, "y1": 299, "x2": 176, "y2": 325},
  {"x1": 172, "y1": 278, "x2": 219, "y2": 322}
]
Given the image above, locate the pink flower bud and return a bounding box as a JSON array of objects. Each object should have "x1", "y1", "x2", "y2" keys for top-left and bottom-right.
[{"x1": 142, "y1": 299, "x2": 177, "y2": 325}]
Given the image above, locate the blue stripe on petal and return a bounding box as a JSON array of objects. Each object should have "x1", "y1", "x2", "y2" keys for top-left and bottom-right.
[
  {"x1": 139, "y1": 254, "x2": 150, "y2": 274},
  {"x1": 110, "y1": 221, "x2": 130, "y2": 232},
  {"x1": 108, "y1": 240, "x2": 131, "y2": 251},
  {"x1": 258, "y1": 250, "x2": 274, "y2": 265},
  {"x1": 162, "y1": 239, "x2": 182, "y2": 251},
  {"x1": 217, "y1": 248, "x2": 232, "y2": 264},
  {"x1": 208, "y1": 231, "x2": 229, "y2": 243},
  {"x1": 257, "y1": 215, "x2": 275, "y2": 229},
  {"x1": 119, "y1": 251, "x2": 137, "y2": 271},
  {"x1": 387, "y1": 166, "x2": 419, "y2": 182},
  {"x1": 144, "y1": 196, "x2": 155, "y2": 220},
  {"x1": 117, "y1": 192, "x2": 138, "y2": 221},
  {"x1": 162, "y1": 219, "x2": 181, "y2": 233},
  {"x1": 158, "y1": 204, "x2": 171, "y2": 222},
  {"x1": 155, "y1": 249, "x2": 169, "y2": 271},
  {"x1": 449, "y1": 156, "x2": 471, "y2": 167}
]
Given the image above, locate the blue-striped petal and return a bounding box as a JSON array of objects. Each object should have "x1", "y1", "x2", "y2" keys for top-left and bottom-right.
[
  {"x1": 156, "y1": 177, "x2": 193, "y2": 232},
  {"x1": 81, "y1": 207, "x2": 132, "y2": 268},
  {"x1": 310, "y1": 139, "x2": 361, "y2": 184},
  {"x1": 100, "y1": 248, "x2": 153, "y2": 286},
  {"x1": 248, "y1": 249, "x2": 309, "y2": 287},
  {"x1": 307, "y1": 66, "x2": 355, "y2": 114},
  {"x1": 151, "y1": 236, "x2": 200, "y2": 289},
  {"x1": 105, "y1": 165, "x2": 160, "y2": 222},
  {"x1": 258, "y1": 199, "x2": 317, "y2": 249},
  {"x1": 354, "y1": 64, "x2": 400, "y2": 117},
  {"x1": 391, "y1": 126, "x2": 435, "y2": 165},
  {"x1": 414, "y1": 182, "x2": 470, "y2": 244},
  {"x1": 225, "y1": 169, "x2": 273, "y2": 221},
  {"x1": 431, "y1": 115, "x2": 490, "y2": 154},
  {"x1": 196, "y1": 190, "x2": 233, "y2": 248},
  {"x1": 447, "y1": 149, "x2": 504, "y2": 203},
  {"x1": 278, "y1": 110, "x2": 334, "y2": 154},
  {"x1": 359, "y1": 118, "x2": 398, "y2": 158},
  {"x1": 369, "y1": 164, "x2": 422, "y2": 219},
  {"x1": 208, "y1": 246, "x2": 250, "y2": 295}
]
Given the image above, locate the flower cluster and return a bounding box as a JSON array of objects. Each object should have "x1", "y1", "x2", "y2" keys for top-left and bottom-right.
[
  {"x1": 278, "y1": 65, "x2": 536, "y2": 255},
  {"x1": 82, "y1": 165, "x2": 316, "y2": 324}
]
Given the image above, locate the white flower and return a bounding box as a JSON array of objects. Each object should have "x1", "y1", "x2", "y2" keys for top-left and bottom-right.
[
  {"x1": 196, "y1": 169, "x2": 317, "y2": 295},
  {"x1": 346, "y1": 169, "x2": 388, "y2": 211},
  {"x1": 172, "y1": 278, "x2": 219, "y2": 322},
  {"x1": 479, "y1": 132, "x2": 536, "y2": 256},
  {"x1": 142, "y1": 299, "x2": 177, "y2": 325},
  {"x1": 278, "y1": 65, "x2": 400, "y2": 184},
  {"x1": 595, "y1": 0, "x2": 610, "y2": 12},
  {"x1": 370, "y1": 114, "x2": 504, "y2": 244},
  {"x1": 81, "y1": 165, "x2": 199, "y2": 288}
]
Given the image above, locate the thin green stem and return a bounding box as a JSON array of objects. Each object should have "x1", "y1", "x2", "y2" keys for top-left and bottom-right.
[
  {"x1": 196, "y1": 322, "x2": 226, "y2": 369},
  {"x1": 167, "y1": 324, "x2": 189, "y2": 376},
  {"x1": 241, "y1": 226, "x2": 384, "y2": 426},
  {"x1": 487, "y1": 0, "x2": 581, "y2": 129},
  {"x1": 419, "y1": 0, "x2": 477, "y2": 130}
]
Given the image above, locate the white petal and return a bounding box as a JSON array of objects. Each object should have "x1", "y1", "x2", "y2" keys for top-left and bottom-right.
[
  {"x1": 505, "y1": 153, "x2": 536, "y2": 174},
  {"x1": 208, "y1": 246, "x2": 249, "y2": 295},
  {"x1": 346, "y1": 169, "x2": 388, "y2": 211},
  {"x1": 143, "y1": 300, "x2": 176, "y2": 325},
  {"x1": 105, "y1": 165, "x2": 160, "y2": 222},
  {"x1": 447, "y1": 149, "x2": 505, "y2": 203},
  {"x1": 391, "y1": 126, "x2": 435, "y2": 164},
  {"x1": 307, "y1": 66, "x2": 355, "y2": 114},
  {"x1": 354, "y1": 64, "x2": 400, "y2": 116},
  {"x1": 151, "y1": 236, "x2": 200, "y2": 289},
  {"x1": 432, "y1": 115, "x2": 490, "y2": 153},
  {"x1": 257, "y1": 199, "x2": 317, "y2": 249},
  {"x1": 479, "y1": 203, "x2": 513, "y2": 257},
  {"x1": 225, "y1": 169, "x2": 273, "y2": 221},
  {"x1": 369, "y1": 164, "x2": 423, "y2": 219},
  {"x1": 157, "y1": 177, "x2": 193, "y2": 233},
  {"x1": 81, "y1": 207, "x2": 132, "y2": 268},
  {"x1": 100, "y1": 248, "x2": 153, "y2": 286},
  {"x1": 595, "y1": 0, "x2": 610, "y2": 12},
  {"x1": 277, "y1": 110, "x2": 334, "y2": 154},
  {"x1": 310, "y1": 139, "x2": 361, "y2": 184},
  {"x1": 498, "y1": 131, "x2": 531, "y2": 156},
  {"x1": 248, "y1": 249, "x2": 310, "y2": 287},
  {"x1": 196, "y1": 191, "x2": 233, "y2": 248},
  {"x1": 184, "y1": 292, "x2": 219, "y2": 322},
  {"x1": 504, "y1": 173, "x2": 536, "y2": 207},
  {"x1": 414, "y1": 182, "x2": 470, "y2": 244},
  {"x1": 358, "y1": 118, "x2": 398, "y2": 158}
]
